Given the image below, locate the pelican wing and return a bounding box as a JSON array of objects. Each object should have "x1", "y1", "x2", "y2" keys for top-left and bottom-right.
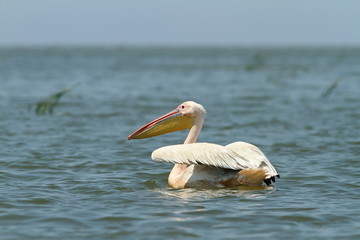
[
  {"x1": 225, "y1": 142, "x2": 279, "y2": 178},
  {"x1": 151, "y1": 142, "x2": 258, "y2": 170}
]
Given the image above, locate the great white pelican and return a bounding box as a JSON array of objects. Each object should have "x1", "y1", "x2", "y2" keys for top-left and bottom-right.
[{"x1": 128, "y1": 101, "x2": 279, "y2": 188}]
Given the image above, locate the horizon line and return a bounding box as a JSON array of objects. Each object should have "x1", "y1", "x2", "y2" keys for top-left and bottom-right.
[{"x1": 1, "y1": 42, "x2": 360, "y2": 49}]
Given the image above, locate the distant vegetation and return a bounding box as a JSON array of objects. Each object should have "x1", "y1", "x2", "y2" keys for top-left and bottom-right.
[
  {"x1": 321, "y1": 78, "x2": 342, "y2": 98},
  {"x1": 321, "y1": 72, "x2": 360, "y2": 98},
  {"x1": 35, "y1": 85, "x2": 75, "y2": 115}
]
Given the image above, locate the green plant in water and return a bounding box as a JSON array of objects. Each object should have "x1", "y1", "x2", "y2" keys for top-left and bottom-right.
[
  {"x1": 35, "y1": 86, "x2": 74, "y2": 115},
  {"x1": 321, "y1": 78, "x2": 342, "y2": 98}
]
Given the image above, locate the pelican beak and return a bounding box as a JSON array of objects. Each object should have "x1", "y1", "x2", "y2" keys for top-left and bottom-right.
[{"x1": 128, "y1": 109, "x2": 194, "y2": 140}]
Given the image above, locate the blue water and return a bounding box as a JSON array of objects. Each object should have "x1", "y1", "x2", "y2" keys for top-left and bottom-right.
[{"x1": 0, "y1": 46, "x2": 359, "y2": 239}]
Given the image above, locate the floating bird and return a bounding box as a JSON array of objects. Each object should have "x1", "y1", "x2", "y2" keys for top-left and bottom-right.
[{"x1": 128, "y1": 101, "x2": 279, "y2": 188}]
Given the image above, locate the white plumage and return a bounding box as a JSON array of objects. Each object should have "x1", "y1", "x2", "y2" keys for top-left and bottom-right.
[
  {"x1": 225, "y1": 141, "x2": 279, "y2": 178},
  {"x1": 128, "y1": 101, "x2": 280, "y2": 188},
  {"x1": 152, "y1": 141, "x2": 278, "y2": 180}
]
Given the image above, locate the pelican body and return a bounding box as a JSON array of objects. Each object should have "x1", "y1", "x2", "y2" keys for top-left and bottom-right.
[{"x1": 128, "y1": 101, "x2": 279, "y2": 188}]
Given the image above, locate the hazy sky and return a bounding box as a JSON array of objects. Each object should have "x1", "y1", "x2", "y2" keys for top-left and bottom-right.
[{"x1": 1, "y1": 0, "x2": 360, "y2": 46}]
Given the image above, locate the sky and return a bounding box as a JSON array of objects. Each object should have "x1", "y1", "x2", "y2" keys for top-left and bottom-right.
[{"x1": 1, "y1": 0, "x2": 360, "y2": 46}]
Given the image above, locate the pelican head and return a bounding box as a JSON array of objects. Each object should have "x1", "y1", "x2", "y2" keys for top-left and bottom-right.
[{"x1": 128, "y1": 101, "x2": 206, "y2": 140}]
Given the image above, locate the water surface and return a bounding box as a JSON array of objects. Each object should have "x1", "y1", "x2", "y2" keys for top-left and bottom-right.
[{"x1": 0, "y1": 46, "x2": 359, "y2": 239}]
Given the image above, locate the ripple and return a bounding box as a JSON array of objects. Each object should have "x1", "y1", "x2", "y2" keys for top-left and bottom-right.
[
  {"x1": 18, "y1": 197, "x2": 55, "y2": 205},
  {"x1": 0, "y1": 214, "x2": 32, "y2": 221},
  {"x1": 38, "y1": 217, "x2": 89, "y2": 227},
  {"x1": 141, "y1": 179, "x2": 162, "y2": 189},
  {"x1": 94, "y1": 216, "x2": 143, "y2": 222}
]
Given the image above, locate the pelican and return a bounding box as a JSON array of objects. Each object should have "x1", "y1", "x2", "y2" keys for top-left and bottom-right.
[{"x1": 128, "y1": 101, "x2": 279, "y2": 188}]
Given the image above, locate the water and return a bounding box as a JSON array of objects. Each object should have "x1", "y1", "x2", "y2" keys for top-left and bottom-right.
[{"x1": 0, "y1": 46, "x2": 359, "y2": 239}]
